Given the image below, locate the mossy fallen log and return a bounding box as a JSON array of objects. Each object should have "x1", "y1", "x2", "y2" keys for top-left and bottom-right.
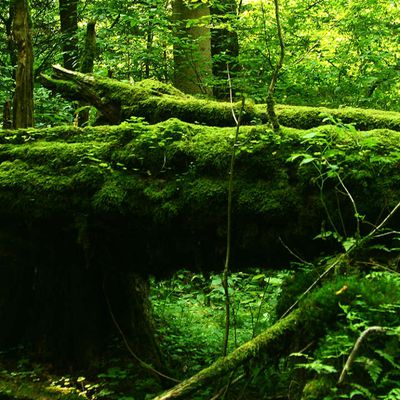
[
  {"x1": 41, "y1": 65, "x2": 400, "y2": 130},
  {"x1": 1, "y1": 119, "x2": 400, "y2": 364},
  {"x1": 1, "y1": 119, "x2": 400, "y2": 266}
]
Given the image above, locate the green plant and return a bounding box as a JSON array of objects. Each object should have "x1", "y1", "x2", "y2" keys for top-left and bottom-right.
[
  {"x1": 151, "y1": 269, "x2": 288, "y2": 376},
  {"x1": 291, "y1": 271, "x2": 400, "y2": 399}
]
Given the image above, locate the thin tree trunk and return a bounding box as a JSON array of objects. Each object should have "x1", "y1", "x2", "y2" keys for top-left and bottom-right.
[
  {"x1": 59, "y1": 0, "x2": 78, "y2": 70},
  {"x1": 2, "y1": 100, "x2": 12, "y2": 129},
  {"x1": 78, "y1": 20, "x2": 96, "y2": 126},
  {"x1": 210, "y1": 0, "x2": 240, "y2": 99},
  {"x1": 266, "y1": 0, "x2": 284, "y2": 133},
  {"x1": 145, "y1": 20, "x2": 153, "y2": 79},
  {"x1": 11, "y1": 0, "x2": 34, "y2": 129}
]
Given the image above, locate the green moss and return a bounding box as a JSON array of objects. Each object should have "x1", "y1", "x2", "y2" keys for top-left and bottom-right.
[
  {"x1": 274, "y1": 104, "x2": 400, "y2": 131},
  {"x1": 301, "y1": 377, "x2": 332, "y2": 400},
  {"x1": 42, "y1": 71, "x2": 400, "y2": 130},
  {"x1": 0, "y1": 118, "x2": 400, "y2": 237}
]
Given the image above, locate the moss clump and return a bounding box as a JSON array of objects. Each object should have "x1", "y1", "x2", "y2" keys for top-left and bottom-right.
[{"x1": 301, "y1": 377, "x2": 332, "y2": 400}]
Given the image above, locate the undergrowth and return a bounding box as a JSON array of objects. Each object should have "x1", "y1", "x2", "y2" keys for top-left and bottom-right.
[{"x1": 151, "y1": 269, "x2": 290, "y2": 377}]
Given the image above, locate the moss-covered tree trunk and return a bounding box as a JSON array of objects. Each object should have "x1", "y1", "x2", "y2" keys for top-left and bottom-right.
[{"x1": 11, "y1": 0, "x2": 34, "y2": 129}]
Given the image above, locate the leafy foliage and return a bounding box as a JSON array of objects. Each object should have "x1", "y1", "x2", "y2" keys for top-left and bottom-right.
[
  {"x1": 293, "y1": 271, "x2": 400, "y2": 400},
  {"x1": 151, "y1": 269, "x2": 289, "y2": 377}
]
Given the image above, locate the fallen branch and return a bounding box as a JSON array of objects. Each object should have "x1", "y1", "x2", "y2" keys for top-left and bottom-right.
[{"x1": 151, "y1": 310, "x2": 300, "y2": 400}]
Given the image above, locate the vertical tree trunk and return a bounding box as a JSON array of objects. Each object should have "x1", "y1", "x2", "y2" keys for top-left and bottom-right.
[
  {"x1": 145, "y1": 22, "x2": 153, "y2": 79},
  {"x1": 6, "y1": 3, "x2": 17, "y2": 79},
  {"x1": 266, "y1": 0, "x2": 284, "y2": 133},
  {"x1": 59, "y1": 0, "x2": 78, "y2": 70},
  {"x1": 210, "y1": 0, "x2": 239, "y2": 99},
  {"x1": 11, "y1": 0, "x2": 34, "y2": 129},
  {"x1": 80, "y1": 21, "x2": 96, "y2": 74},
  {"x1": 172, "y1": 0, "x2": 212, "y2": 95},
  {"x1": 78, "y1": 20, "x2": 96, "y2": 126},
  {"x1": 2, "y1": 100, "x2": 12, "y2": 129}
]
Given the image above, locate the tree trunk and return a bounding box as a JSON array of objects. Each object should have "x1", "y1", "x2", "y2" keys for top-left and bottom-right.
[
  {"x1": 0, "y1": 216, "x2": 163, "y2": 369},
  {"x1": 59, "y1": 0, "x2": 78, "y2": 70},
  {"x1": 78, "y1": 20, "x2": 96, "y2": 126},
  {"x1": 210, "y1": 0, "x2": 240, "y2": 99},
  {"x1": 2, "y1": 100, "x2": 12, "y2": 129},
  {"x1": 172, "y1": 0, "x2": 213, "y2": 95},
  {"x1": 6, "y1": 2, "x2": 17, "y2": 80},
  {"x1": 11, "y1": 0, "x2": 34, "y2": 129},
  {"x1": 266, "y1": 0, "x2": 285, "y2": 133}
]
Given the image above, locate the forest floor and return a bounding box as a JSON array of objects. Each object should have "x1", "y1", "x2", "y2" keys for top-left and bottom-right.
[{"x1": 0, "y1": 269, "x2": 289, "y2": 400}]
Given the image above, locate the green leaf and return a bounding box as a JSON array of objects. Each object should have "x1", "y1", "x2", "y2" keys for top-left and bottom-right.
[
  {"x1": 300, "y1": 155, "x2": 316, "y2": 165},
  {"x1": 342, "y1": 237, "x2": 356, "y2": 252}
]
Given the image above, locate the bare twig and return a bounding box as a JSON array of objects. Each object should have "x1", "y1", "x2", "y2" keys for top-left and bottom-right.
[
  {"x1": 338, "y1": 326, "x2": 388, "y2": 385},
  {"x1": 333, "y1": 169, "x2": 361, "y2": 238},
  {"x1": 222, "y1": 64, "x2": 246, "y2": 356},
  {"x1": 210, "y1": 372, "x2": 243, "y2": 400},
  {"x1": 360, "y1": 200, "x2": 400, "y2": 245},
  {"x1": 279, "y1": 253, "x2": 345, "y2": 320},
  {"x1": 104, "y1": 293, "x2": 180, "y2": 383},
  {"x1": 278, "y1": 237, "x2": 313, "y2": 266}
]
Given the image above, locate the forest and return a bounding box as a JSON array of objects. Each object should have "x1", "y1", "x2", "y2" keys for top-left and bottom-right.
[{"x1": 0, "y1": 0, "x2": 400, "y2": 399}]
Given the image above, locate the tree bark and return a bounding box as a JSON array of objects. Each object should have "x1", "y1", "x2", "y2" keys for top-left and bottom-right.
[
  {"x1": 11, "y1": 0, "x2": 34, "y2": 129},
  {"x1": 6, "y1": 2, "x2": 17, "y2": 79},
  {"x1": 266, "y1": 0, "x2": 285, "y2": 133},
  {"x1": 59, "y1": 0, "x2": 78, "y2": 70},
  {"x1": 172, "y1": 0, "x2": 213, "y2": 95},
  {"x1": 78, "y1": 20, "x2": 96, "y2": 126},
  {"x1": 80, "y1": 21, "x2": 96, "y2": 74},
  {"x1": 2, "y1": 100, "x2": 12, "y2": 129},
  {"x1": 210, "y1": 0, "x2": 240, "y2": 99}
]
